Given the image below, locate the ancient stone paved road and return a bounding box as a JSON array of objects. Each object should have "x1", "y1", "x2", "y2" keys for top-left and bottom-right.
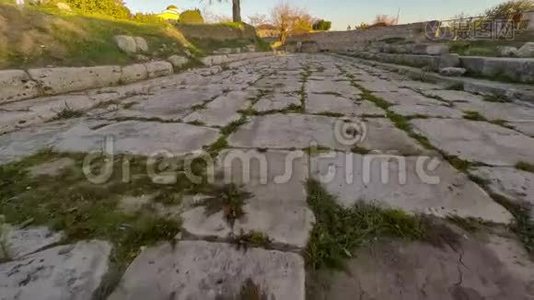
[{"x1": 2, "y1": 54, "x2": 534, "y2": 299}]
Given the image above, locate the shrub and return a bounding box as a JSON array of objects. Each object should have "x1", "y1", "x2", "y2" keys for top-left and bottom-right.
[
  {"x1": 180, "y1": 9, "x2": 204, "y2": 24},
  {"x1": 312, "y1": 19, "x2": 332, "y2": 31},
  {"x1": 372, "y1": 14, "x2": 398, "y2": 26},
  {"x1": 62, "y1": 0, "x2": 131, "y2": 19},
  {"x1": 485, "y1": 0, "x2": 534, "y2": 20}
]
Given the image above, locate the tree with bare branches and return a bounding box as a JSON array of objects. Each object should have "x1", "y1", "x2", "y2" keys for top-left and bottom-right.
[
  {"x1": 372, "y1": 14, "x2": 398, "y2": 26},
  {"x1": 271, "y1": 3, "x2": 313, "y2": 44}
]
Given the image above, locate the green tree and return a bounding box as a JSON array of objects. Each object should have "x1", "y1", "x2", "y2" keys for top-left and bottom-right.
[
  {"x1": 485, "y1": 0, "x2": 534, "y2": 20},
  {"x1": 313, "y1": 19, "x2": 332, "y2": 31},
  {"x1": 63, "y1": 0, "x2": 131, "y2": 19},
  {"x1": 180, "y1": 9, "x2": 204, "y2": 24}
]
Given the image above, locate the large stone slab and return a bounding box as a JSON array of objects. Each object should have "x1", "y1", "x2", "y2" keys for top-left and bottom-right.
[
  {"x1": 144, "y1": 61, "x2": 174, "y2": 78},
  {"x1": 182, "y1": 150, "x2": 315, "y2": 249},
  {"x1": 357, "y1": 79, "x2": 400, "y2": 92},
  {"x1": 372, "y1": 89, "x2": 444, "y2": 106},
  {"x1": 54, "y1": 120, "x2": 220, "y2": 156},
  {"x1": 253, "y1": 93, "x2": 301, "y2": 112},
  {"x1": 106, "y1": 86, "x2": 224, "y2": 121},
  {"x1": 509, "y1": 121, "x2": 534, "y2": 137},
  {"x1": 254, "y1": 76, "x2": 302, "y2": 93},
  {"x1": 308, "y1": 235, "x2": 534, "y2": 300},
  {"x1": 109, "y1": 241, "x2": 305, "y2": 300},
  {"x1": 28, "y1": 66, "x2": 122, "y2": 95},
  {"x1": 120, "y1": 63, "x2": 148, "y2": 84},
  {"x1": 423, "y1": 89, "x2": 486, "y2": 103},
  {"x1": 397, "y1": 80, "x2": 445, "y2": 91},
  {"x1": 0, "y1": 240, "x2": 111, "y2": 300},
  {"x1": 411, "y1": 119, "x2": 534, "y2": 166},
  {"x1": 390, "y1": 103, "x2": 464, "y2": 119},
  {"x1": 456, "y1": 101, "x2": 534, "y2": 122},
  {"x1": 0, "y1": 120, "x2": 75, "y2": 164},
  {"x1": 470, "y1": 166, "x2": 534, "y2": 208},
  {"x1": 307, "y1": 79, "x2": 362, "y2": 99},
  {"x1": 183, "y1": 91, "x2": 250, "y2": 127},
  {"x1": 310, "y1": 152, "x2": 512, "y2": 223},
  {"x1": 228, "y1": 114, "x2": 423, "y2": 154},
  {"x1": 306, "y1": 93, "x2": 385, "y2": 117},
  {"x1": 460, "y1": 56, "x2": 534, "y2": 84},
  {"x1": 0, "y1": 70, "x2": 40, "y2": 104},
  {"x1": 0, "y1": 93, "x2": 97, "y2": 134},
  {"x1": 3, "y1": 226, "x2": 64, "y2": 260}
]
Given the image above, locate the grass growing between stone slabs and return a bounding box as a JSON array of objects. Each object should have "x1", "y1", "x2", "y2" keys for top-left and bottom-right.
[
  {"x1": 299, "y1": 66, "x2": 313, "y2": 111},
  {"x1": 231, "y1": 230, "x2": 272, "y2": 250},
  {"x1": 305, "y1": 179, "x2": 460, "y2": 270},
  {"x1": 0, "y1": 150, "x2": 218, "y2": 283},
  {"x1": 207, "y1": 115, "x2": 249, "y2": 155},
  {"x1": 463, "y1": 111, "x2": 488, "y2": 121},
  {"x1": 489, "y1": 194, "x2": 534, "y2": 256},
  {"x1": 195, "y1": 183, "x2": 252, "y2": 227},
  {"x1": 49, "y1": 104, "x2": 85, "y2": 121},
  {"x1": 484, "y1": 94, "x2": 512, "y2": 103},
  {"x1": 516, "y1": 161, "x2": 534, "y2": 173},
  {"x1": 344, "y1": 71, "x2": 483, "y2": 175},
  {"x1": 466, "y1": 173, "x2": 534, "y2": 255}
]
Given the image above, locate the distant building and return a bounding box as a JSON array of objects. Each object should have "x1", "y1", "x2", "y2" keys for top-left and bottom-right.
[
  {"x1": 256, "y1": 24, "x2": 277, "y2": 38},
  {"x1": 158, "y1": 6, "x2": 181, "y2": 21}
]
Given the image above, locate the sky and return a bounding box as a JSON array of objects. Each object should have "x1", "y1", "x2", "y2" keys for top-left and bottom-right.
[{"x1": 124, "y1": 0, "x2": 507, "y2": 30}]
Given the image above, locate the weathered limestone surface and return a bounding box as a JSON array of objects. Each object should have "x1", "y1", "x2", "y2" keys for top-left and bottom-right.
[
  {"x1": 3, "y1": 53, "x2": 534, "y2": 298},
  {"x1": 310, "y1": 152, "x2": 512, "y2": 223},
  {"x1": 3, "y1": 226, "x2": 64, "y2": 260},
  {"x1": 167, "y1": 55, "x2": 189, "y2": 70},
  {"x1": 106, "y1": 86, "x2": 224, "y2": 121},
  {"x1": 120, "y1": 63, "x2": 148, "y2": 84},
  {"x1": 144, "y1": 61, "x2": 174, "y2": 78},
  {"x1": 54, "y1": 120, "x2": 220, "y2": 156},
  {"x1": 0, "y1": 93, "x2": 98, "y2": 134},
  {"x1": 0, "y1": 240, "x2": 111, "y2": 300},
  {"x1": 460, "y1": 56, "x2": 534, "y2": 84},
  {"x1": 307, "y1": 79, "x2": 362, "y2": 98},
  {"x1": 183, "y1": 91, "x2": 250, "y2": 127},
  {"x1": 456, "y1": 100, "x2": 534, "y2": 122},
  {"x1": 28, "y1": 66, "x2": 122, "y2": 95},
  {"x1": 0, "y1": 70, "x2": 40, "y2": 104},
  {"x1": 509, "y1": 121, "x2": 534, "y2": 137},
  {"x1": 0, "y1": 120, "x2": 75, "y2": 164},
  {"x1": 308, "y1": 235, "x2": 534, "y2": 300},
  {"x1": 182, "y1": 150, "x2": 315, "y2": 249},
  {"x1": 228, "y1": 114, "x2": 423, "y2": 155},
  {"x1": 306, "y1": 93, "x2": 385, "y2": 117},
  {"x1": 28, "y1": 157, "x2": 76, "y2": 177},
  {"x1": 411, "y1": 119, "x2": 534, "y2": 166},
  {"x1": 372, "y1": 89, "x2": 445, "y2": 106},
  {"x1": 253, "y1": 93, "x2": 301, "y2": 112},
  {"x1": 422, "y1": 89, "x2": 486, "y2": 103},
  {"x1": 109, "y1": 241, "x2": 305, "y2": 300},
  {"x1": 470, "y1": 167, "x2": 534, "y2": 208},
  {"x1": 390, "y1": 103, "x2": 464, "y2": 119}
]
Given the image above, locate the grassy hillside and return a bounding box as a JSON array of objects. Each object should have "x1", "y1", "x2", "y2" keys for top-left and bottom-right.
[{"x1": 0, "y1": 3, "x2": 268, "y2": 69}]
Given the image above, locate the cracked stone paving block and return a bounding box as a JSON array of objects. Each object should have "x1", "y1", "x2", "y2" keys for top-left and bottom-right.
[
  {"x1": 310, "y1": 152, "x2": 512, "y2": 223},
  {"x1": 109, "y1": 240, "x2": 305, "y2": 300},
  {"x1": 411, "y1": 118, "x2": 534, "y2": 166},
  {"x1": 53, "y1": 120, "x2": 220, "y2": 156}
]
